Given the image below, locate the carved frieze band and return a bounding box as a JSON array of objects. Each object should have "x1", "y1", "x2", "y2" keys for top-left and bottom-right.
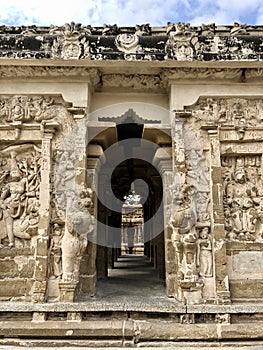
[
  {"x1": 3, "y1": 67, "x2": 263, "y2": 87},
  {"x1": 0, "y1": 66, "x2": 100, "y2": 85},
  {"x1": 0, "y1": 21, "x2": 263, "y2": 61}
]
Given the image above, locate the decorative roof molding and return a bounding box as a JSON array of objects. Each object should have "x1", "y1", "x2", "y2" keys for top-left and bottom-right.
[
  {"x1": 0, "y1": 66, "x2": 100, "y2": 83},
  {"x1": 101, "y1": 74, "x2": 164, "y2": 90},
  {"x1": 161, "y1": 68, "x2": 243, "y2": 80},
  {"x1": 0, "y1": 22, "x2": 263, "y2": 61}
]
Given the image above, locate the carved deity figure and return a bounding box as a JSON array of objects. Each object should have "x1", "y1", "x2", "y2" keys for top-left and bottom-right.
[
  {"x1": 197, "y1": 227, "x2": 213, "y2": 277},
  {"x1": 226, "y1": 167, "x2": 259, "y2": 239},
  {"x1": 60, "y1": 189, "x2": 94, "y2": 283},
  {"x1": 61, "y1": 216, "x2": 87, "y2": 282},
  {"x1": 55, "y1": 150, "x2": 75, "y2": 188},
  {"x1": 0, "y1": 152, "x2": 27, "y2": 247},
  {"x1": 49, "y1": 224, "x2": 63, "y2": 279},
  {"x1": 171, "y1": 185, "x2": 198, "y2": 281},
  {"x1": 0, "y1": 148, "x2": 40, "y2": 248}
]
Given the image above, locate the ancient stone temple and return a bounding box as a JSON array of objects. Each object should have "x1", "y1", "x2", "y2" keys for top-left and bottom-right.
[{"x1": 0, "y1": 21, "x2": 263, "y2": 347}]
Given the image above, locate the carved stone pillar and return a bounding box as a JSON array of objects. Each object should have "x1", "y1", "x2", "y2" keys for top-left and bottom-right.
[
  {"x1": 32, "y1": 122, "x2": 58, "y2": 303},
  {"x1": 208, "y1": 129, "x2": 230, "y2": 304},
  {"x1": 77, "y1": 144, "x2": 103, "y2": 296},
  {"x1": 153, "y1": 147, "x2": 173, "y2": 296}
]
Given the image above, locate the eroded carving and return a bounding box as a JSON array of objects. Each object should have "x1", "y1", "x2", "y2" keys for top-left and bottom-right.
[
  {"x1": 197, "y1": 227, "x2": 213, "y2": 277},
  {"x1": 222, "y1": 156, "x2": 262, "y2": 241},
  {"x1": 102, "y1": 74, "x2": 163, "y2": 90},
  {"x1": 0, "y1": 95, "x2": 70, "y2": 124},
  {"x1": 0, "y1": 145, "x2": 41, "y2": 248},
  {"x1": 49, "y1": 223, "x2": 63, "y2": 279},
  {"x1": 1, "y1": 22, "x2": 263, "y2": 61},
  {"x1": 188, "y1": 97, "x2": 263, "y2": 129},
  {"x1": 165, "y1": 22, "x2": 203, "y2": 61},
  {"x1": 115, "y1": 34, "x2": 141, "y2": 53},
  {"x1": 60, "y1": 187, "x2": 95, "y2": 283},
  {"x1": 51, "y1": 22, "x2": 90, "y2": 59}
]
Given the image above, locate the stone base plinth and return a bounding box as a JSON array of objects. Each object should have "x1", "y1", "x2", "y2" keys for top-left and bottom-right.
[{"x1": 59, "y1": 281, "x2": 78, "y2": 302}]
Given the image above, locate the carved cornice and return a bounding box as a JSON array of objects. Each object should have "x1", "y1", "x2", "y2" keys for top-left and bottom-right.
[
  {"x1": 161, "y1": 68, "x2": 243, "y2": 81},
  {"x1": 101, "y1": 73, "x2": 164, "y2": 90},
  {"x1": 101, "y1": 69, "x2": 263, "y2": 90},
  {"x1": 1, "y1": 22, "x2": 263, "y2": 61},
  {"x1": 0, "y1": 66, "x2": 100, "y2": 84}
]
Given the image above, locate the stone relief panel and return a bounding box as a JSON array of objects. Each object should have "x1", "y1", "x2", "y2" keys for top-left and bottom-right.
[
  {"x1": 0, "y1": 144, "x2": 41, "y2": 248},
  {"x1": 222, "y1": 155, "x2": 263, "y2": 242},
  {"x1": 170, "y1": 116, "x2": 212, "y2": 304},
  {"x1": 187, "y1": 97, "x2": 263, "y2": 130},
  {"x1": 48, "y1": 121, "x2": 96, "y2": 301},
  {"x1": 0, "y1": 95, "x2": 71, "y2": 125}
]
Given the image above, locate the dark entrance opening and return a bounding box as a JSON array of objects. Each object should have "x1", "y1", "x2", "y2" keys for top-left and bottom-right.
[{"x1": 91, "y1": 109, "x2": 171, "y2": 299}]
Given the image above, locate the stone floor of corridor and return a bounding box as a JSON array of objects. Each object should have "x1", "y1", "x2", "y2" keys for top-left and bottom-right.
[
  {"x1": 93, "y1": 255, "x2": 167, "y2": 304},
  {"x1": 77, "y1": 254, "x2": 181, "y2": 313}
]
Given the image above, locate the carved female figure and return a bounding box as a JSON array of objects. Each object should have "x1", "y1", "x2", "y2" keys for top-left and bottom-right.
[
  {"x1": 0, "y1": 152, "x2": 27, "y2": 247},
  {"x1": 197, "y1": 227, "x2": 213, "y2": 277}
]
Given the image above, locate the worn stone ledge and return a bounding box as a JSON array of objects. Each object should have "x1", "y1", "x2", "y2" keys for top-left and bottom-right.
[
  {"x1": 0, "y1": 320, "x2": 263, "y2": 342},
  {"x1": 187, "y1": 303, "x2": 263, "y2": 313},
  {"x1": 2, "y1": 301, "x2": 263, "y2": 314},
  {"x1": 0, "y1": 301, "x2": 186, "y2": 313},
  {"x1": 1, "y1": 344, "x2": 263, "y2": 349}
]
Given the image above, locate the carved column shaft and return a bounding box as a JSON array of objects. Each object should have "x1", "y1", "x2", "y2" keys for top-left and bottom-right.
[
  {"x1": 153, "y1": 148, "x2": 174, "y2": 297},
  {"x1": 32, "y1": 126, "x2": 56, "y2": 302},
  {"x1": 208, "y1": 130, "x2": 230, "y2": 304}
]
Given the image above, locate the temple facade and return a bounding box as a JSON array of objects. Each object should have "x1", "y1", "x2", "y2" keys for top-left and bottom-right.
[{"x1": 0, "y1": 21, "x2": 263, "y2": 347}]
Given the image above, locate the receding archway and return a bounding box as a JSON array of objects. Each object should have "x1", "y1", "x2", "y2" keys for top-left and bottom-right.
[{"x1": 90, "y1": 109, "x2": 171, "y2": 299}]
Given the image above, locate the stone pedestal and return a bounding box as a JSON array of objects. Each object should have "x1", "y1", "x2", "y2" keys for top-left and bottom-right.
[{"x1": 59, "y1": 282, "x2": 78, "y2": 302}]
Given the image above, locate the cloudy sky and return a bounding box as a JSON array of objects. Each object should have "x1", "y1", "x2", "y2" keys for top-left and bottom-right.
[{"x1": 1, "y1": 0, "x2": 263, "y2": 27}]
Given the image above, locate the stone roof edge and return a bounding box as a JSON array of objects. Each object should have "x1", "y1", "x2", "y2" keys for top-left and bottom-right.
[{"x1": 1, "y1": 22, "x2": 263, "y2": 36}]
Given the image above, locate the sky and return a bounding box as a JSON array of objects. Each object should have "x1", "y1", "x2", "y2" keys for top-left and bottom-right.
[{"x1": 1, "y1": 0, "x2": 263, "y2": 27}]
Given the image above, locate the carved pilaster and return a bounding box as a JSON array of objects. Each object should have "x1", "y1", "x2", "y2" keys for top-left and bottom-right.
[
  {"x1": 153, "y1": 147, "x2": 173, "y2": 297},
  {"x1": 208, "y1": 129, "x2": 230, "y2": 304},
  {"x1": 32, "y1": 123, "x2": 58, "y2": 303}
]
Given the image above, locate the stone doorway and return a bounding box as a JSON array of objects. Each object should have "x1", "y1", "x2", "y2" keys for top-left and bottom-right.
[
  {"x1": 90, "y1": 109, "x2": 171, "y2": 298},
  {"x1": 96, "y1": 155, "x2": 166, "y2": 295}
]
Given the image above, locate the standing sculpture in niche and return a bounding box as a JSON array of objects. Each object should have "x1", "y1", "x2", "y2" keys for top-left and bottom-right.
[
  {"x1": 1, "y1": 152, "x2": 27, "y2": 247},
  {"x1": 171, "y1": 185, "x2": 198, "y2": 281},
  {"x1": 197, "y1": 227, "x2": 213, "y2": 277},
  {"x1": 0, "y1": 146, "x2": 40, "y2": 248},
  {"x1": 225, "y1": 159, "x2": 260, "y2": 240},
  {"x1": 49, "y1": 223, "x2": 63, "y2": 279}
]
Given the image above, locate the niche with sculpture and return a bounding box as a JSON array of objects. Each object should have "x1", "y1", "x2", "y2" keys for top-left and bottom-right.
[
  {"x1": 222, "y1": 155, "x2": 263, "y2": 242},
  {"x1": 0, "y1": 144, "x2": 41, "y2": 248}
]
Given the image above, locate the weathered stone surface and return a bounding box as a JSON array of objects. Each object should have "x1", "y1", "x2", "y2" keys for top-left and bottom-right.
[
  {"x1": 229, "y1": 280, "x2": 263, "y2": 300},
  {"x1": 1, "y1": 20, "x2": 263, "y2": 346}
]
